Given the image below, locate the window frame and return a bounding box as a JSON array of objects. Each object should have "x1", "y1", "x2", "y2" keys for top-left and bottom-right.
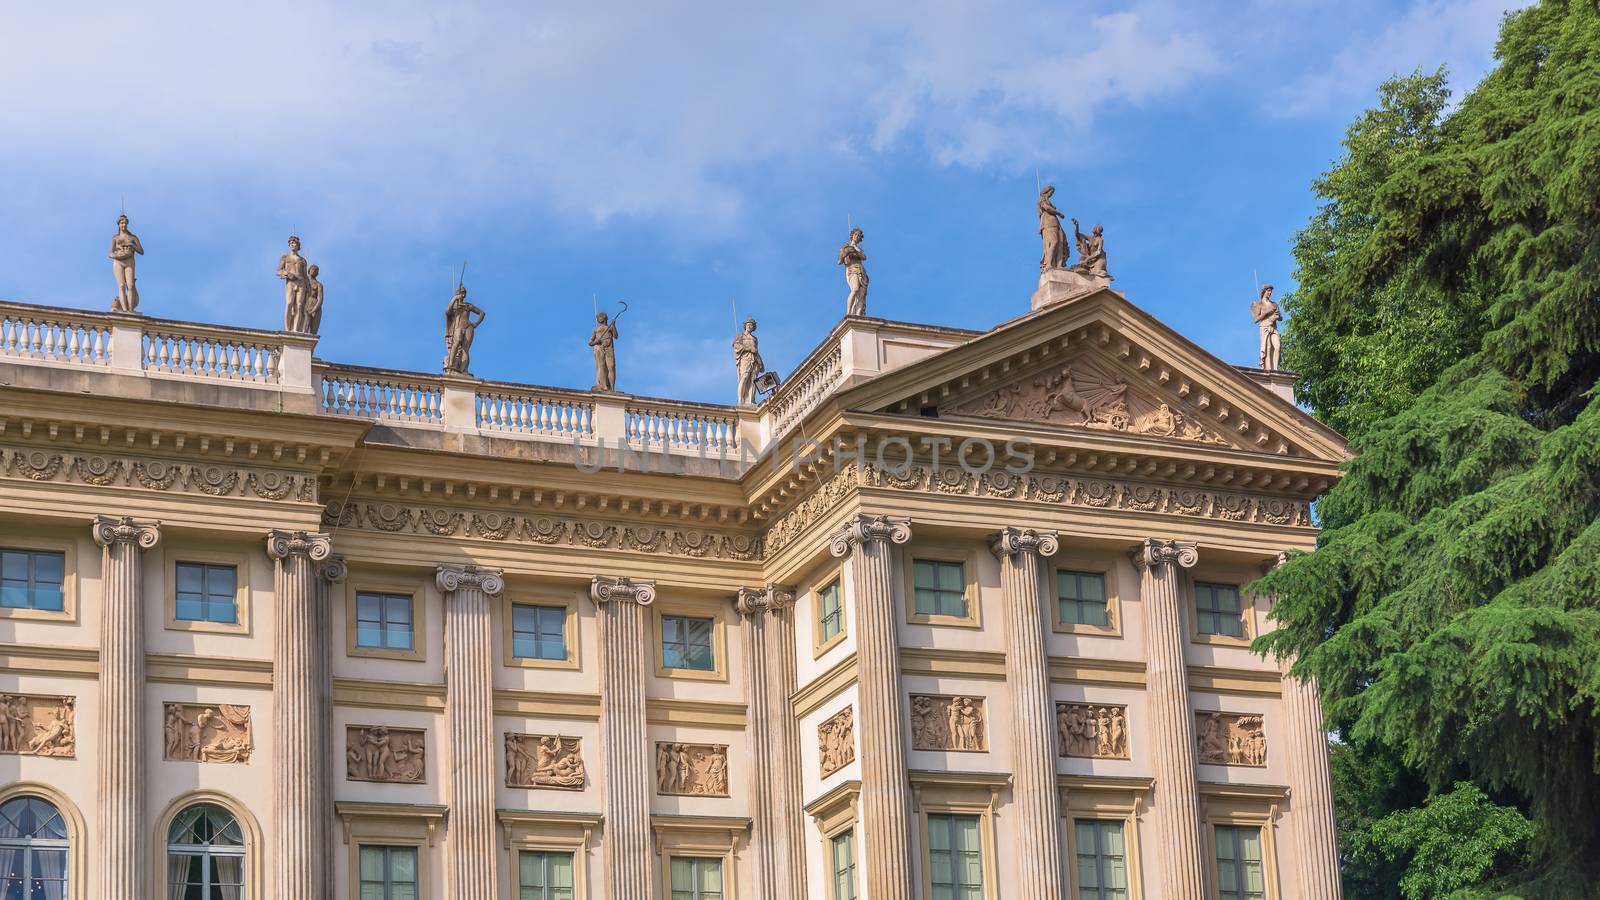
[
  {"x1": 0, "y1": 538, "x2": 74, "y2": 622},
  {"x1": 153, "y1": 790, "x2": 264, "y2": 900},
  {"x1": 1059, "y1": 775, "x2": 1151, "y2": 900},
  {"x1": 345, "y1": 575, "x2": 427, "y2": 662},
  {"x1": 901, "y1": 544, "x2": 982, "y2": 629},
  {"x1": 812, "y1": 573, "x2": 848, "y2": 658},
  {"x1": 336, "y1": 801, "x2": 445, "y2": 900},
  {"x1": 1050, "y1": 556, "x2": 1123, "y2": 637},
  {"x1": 1200, "y1": 784, "x2": 1284, "y2": 900},
  {"x1": 910, "y1": 772, "x2": 1005, "y2": 900},
  {"x1": 502, "y1": 592, "x2": 581, "y2": 670},
  {"x1": 1185, "y1": 571, "x2": 1258, "y2": 647},
  {"x1": 652, "y1": 815, "x2": 744, "y2": 900},
  {"x1": 652, "y1": 600, "x2": 729, "y2": 683},
  {"x1": 498, "y1": 809, "x2": 599, "y2": 900},
  {"x1": 805, "y1": 780, "x2": 860, "y2": 900},
  {"x1": 358, "y1": 844, "x2": 420, "y2": 900},
  {"x1": 164, "y1": 547, "x2": 251, "y2": 636},
  {"x1": 0, "y1": 783, "x2": 85, "y2": 900}
]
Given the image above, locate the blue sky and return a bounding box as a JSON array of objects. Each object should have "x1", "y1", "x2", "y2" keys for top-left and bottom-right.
[{"x1": 0, "y1": 0, "x2": 1526, "y2": 403}]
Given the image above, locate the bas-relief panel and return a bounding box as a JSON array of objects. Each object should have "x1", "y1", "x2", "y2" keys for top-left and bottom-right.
[
  {"x1": 817, "y1": 706, "x2": 855, "y2": 777},
  {"x1": 0, "y1": 447, "x2": 318, "y2": 503},
  {"x1": 163, "y1": 703, "x2": 252, "y2": 764},
  {"x1": 1197, "y1": 712, "x2": 1267, "y2": 767},
  {"x1": 1056, "y1": 702, "x2": 1129, "y2": 760},
  {"x1": 909, "y1": 694, "x2": 987, "y2": 752},
  {"x1": 655, "y1": 742, "x2": 729, "y2": 797},
  {"x1": 505, "y1": 733, "x2": 586, "y2": 789},
  {"x1": 0, "y1": 694, "x2": 75, "y2": 758},
  {"x1": 346, "y1": 725, "x2": 426, "y2": 784}
]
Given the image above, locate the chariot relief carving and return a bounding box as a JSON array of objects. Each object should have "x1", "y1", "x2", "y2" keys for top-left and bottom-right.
[
  {"x1": 655, "y1": 742, "x2": 730, "y2": 797},
  {"x1": 0, "y1": 694, "x2": 75, "y2": 758},
  {"x1": 163, "y1": 703, "x2": 252, "y2": 764},
  {"x1": 1056, "y1": 702, "x2": 1130, "y2": 759},
  {"x1": 818, "y1": 706, "x2": 855, "y2": 777},
  {"x1": 345, "y1": 725, "x2": 426, "y2": 783},
  {"x1": 1196, "y1": 712, "x2": 1267, "y2": 767},
  {"x1": 910, "y1": 694, "x2": 987, "y2": 752},
  {"x1": 506, "y1": 733, "x2": 586, "y2": 789}
]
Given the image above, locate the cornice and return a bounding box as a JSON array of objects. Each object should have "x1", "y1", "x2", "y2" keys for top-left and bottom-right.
[{"x1": 792, "y1": 652, "x2": 859, "y2": 718}]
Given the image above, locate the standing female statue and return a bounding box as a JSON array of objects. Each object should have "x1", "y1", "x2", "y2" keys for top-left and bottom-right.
[
  {"x1": 108, "y1": 215, "x2": 145, "y2": 312},
  {"x1": 277, "y1": 235, "x2": 310, "y2": 331},
  {"x1": 1251, "y1": 284, "x2": 1282, "y2": 370},
  {"x1": 733, "y1": 317, "x2": 764, "y2": 406},
  {"x1": 837, "y1": 227, "x2": 869, "y2": 316},
  {"x1": 303, "y1": 264, "x2": 325, "y2": 336},
  {"x1": 443, "y1": 284, "x2": 487, "y2": 375},
  {"x1": 1038, "y1": 186, "x2": 1067, "y2": 272}
]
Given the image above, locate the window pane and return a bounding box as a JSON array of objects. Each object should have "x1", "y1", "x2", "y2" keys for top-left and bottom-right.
[
  {"x1": 391, "y1": 847, "x2": 418, "y2": 883},
  {"x1": 357, "y1": 593, "x2": 382, "y2": 624},
  {"x1": 549, "y1": 852, "x2": 574, "y2": 887},
  {"x1": 176, "y1": 564, "x2": 204, "y2": 595},
  {"x1": 385, "y1": 596, "x2": 412, "y2": 625},
  {"x1": 205, "y1": 566, "x2": 237, "y2": 601}
]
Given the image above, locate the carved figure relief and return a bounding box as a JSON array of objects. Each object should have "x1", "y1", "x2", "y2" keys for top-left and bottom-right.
[
  {"x1": 818, "y1": 706, "x2": 855, "y2": 777},
  {"x1": 0, "y1": 694, "x2": 75, "y2": 758},
  {"x1": 1196, "y1": 712, "x2": 1266, "y2": 767},
  {"x1": 944, "y1": 359, "x2": 1226, "y2": 445},
  {"x1": 655, "y1": 742, "x2": 729, "y2": 797},
  {"x1": 345, "y1": 725, "x2": 426, "y2": 783},
  {"x1": 1056, "y1": 702, "x2": 1129, "y2": 759},
  {"x1": 506, "y1": 733, "x2": 586, "y2": 789},
  {"x1": 910, "y1": 694, "x2": 987, "y2": 752},
  {"x1": 163, "y1": 703, "x2": 252, "y2": 764}
]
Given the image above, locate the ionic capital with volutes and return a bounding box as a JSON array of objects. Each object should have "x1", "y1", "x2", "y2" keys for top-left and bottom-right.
[
  {"x1": 1130, "y1": 537, "x2": 1199, "y2": 573},
  {"x1": 735, "y1": 583, "x2": 797, "y2": 617},
  {"x1": 92, "y1": 515, "x2": 161, "y2": 550},
  {"x1": 318, "y1": 555, "x2": 348, "y2": 583},
  {"x1": 989, "y1": 526, "x2": 1060, "y2": 560},
  {"x1": 828, "y1": 514, "x2": 912, "y2": 559},
  {"x1": 265, "y1": 530, "x2": 332, "y2": 562},
  {"x1": 436, "y1": 564, "x2": 505, "y2": 596},
  {"x1": 590, "y1": 575, "x2": 656, "y2": 606}
]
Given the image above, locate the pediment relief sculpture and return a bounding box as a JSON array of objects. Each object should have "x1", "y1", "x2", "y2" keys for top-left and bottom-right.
[
  {"x1": 346, "y1": 725, "x2": 426, "y2": 784},
  {"x1": 1196, "y1": 712, "x2": 1266, "y2": 767},
  {"x1": 506, "y1": 733, "x2": 586, "y2": 789},
  {"x1": 0, "y1": 694, "x2": 75, "y2": 758},
  {"x1": 942, "y1": 357, "x2": 1226, "y2": 446},
  {"x1": 1057, "y1": 702, "x2": 1129, "y2": 760},
  {"x1": 163, "y1": 703, "x2": 252, "y2": 764},
  {"x1": 910, "y1": 694, "x2": 987, "y2": 752},
  {"x1": 818, "y1": 706, "x2": 855, "y2": 777},
  {"x1": 656, "y1": 742, "x2": 729, "y2": 797}
]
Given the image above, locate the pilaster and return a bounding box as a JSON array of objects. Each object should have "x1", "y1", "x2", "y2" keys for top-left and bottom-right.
[
  {"x1": 436, "y1": 564, "x2": 505, "y2": 898},
  {"x1": 736, "y1": 583, "x2": 806, "y2": 900},
  {"x1": 316, "y1": 555, "x2": 347, "y2": 898},
  {"x1": 829, "y1": 514, "x2": 914, "y2": 900},
  {"x1": 591, "y1": 575, "x2": 658, "y2": 899}
]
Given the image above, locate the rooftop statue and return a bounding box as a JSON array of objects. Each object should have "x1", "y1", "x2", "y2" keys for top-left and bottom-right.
[
  {"x1": 443, "y1": 284, "x2": 486, "y2": 375},
  {"x1": 733, "y1": 317, "x2": 764, "y2": 407},
  {"x1": 1038, "y1": 186, "x2": 1067, "y2": 272},
  {"x1": 838, "y1": 227, "x2": 869, "y2": 316},
  {"x1": 108, "y1": 215, "x2": 144, "y2": 313},
  {"x1": 1069, "y1": 218, "x2": 1107, "y2": 278},
  {"x1": 1251, "y1": 283, "x2": 1282, "y2": 370},
  {"x1": 304, "y1": 264, "x2": 325, "y2": 336},
  {"x1": 590, "y1": 303, "x2": 624, "y2": 392},
  {"x1": 277, "y1": 236, "x2": 310, "y2": 332}
]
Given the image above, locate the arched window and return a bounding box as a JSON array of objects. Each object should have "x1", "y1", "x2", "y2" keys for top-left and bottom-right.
[
  {"x1": 165, "y1": 803, "x2": 246, "y2": 900},
  {"x1": 0, "y1": 795, "x2": 70, "y2": 900}
]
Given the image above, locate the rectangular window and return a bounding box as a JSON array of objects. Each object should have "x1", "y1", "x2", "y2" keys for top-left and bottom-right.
[
  {"x1": 1058, "y1": 570, "x2": 1109, "y2": 628},
  {"x1": 512, "y1": 604, "x2": 568, "y2": 661},
  {"x1": 0, "y1": 548, "x2": 64, "y2": 612},
  {"x1": 519, "y1": 849, "x2": 576, "y2": 900},
  {"x1": 669, "y1": 856, "x2": 724, "y2": 900},
  {"x1": 356, "y1": 592, "x2": 415, "y2": 651},
  {"x1": 927, "y1": 813, "x2": 984, "y2": 899},
  {"x1": 358, "y1": 845, "x2": 419, "y2": 900},
  {"x1": 661, "y1": 615, "x2": 716, "y2": 671},
  {"x1": 1075, "y1": 820, "x2": 1129, "y2": 900},
  {"x1": 818, "y1": 579, "x2": 844, "y2": 644},
  {"x1": 1215, "y1": 825, "x2": 1266, "y2": 900},
  {"x1": 174, "y1": 562, "x2": 237, "y2": 624},
  {"x1": 830, "y1": 829, "x2": 858, "y2": 900},
  {"x1": 1196, "y1": 582, "x2": 1246, "y2": 638},
  {"x1": 913, "y1": 559, "x2": 967, "y2": 619}
]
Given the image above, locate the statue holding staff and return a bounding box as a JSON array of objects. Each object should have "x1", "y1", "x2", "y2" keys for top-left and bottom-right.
[
  {"x1": 443, "y1": 284, "x2": 486, "y2": 375},
  {"x1": 733, "y1": 317, "x2": 764, "y2": 406},
  {"x1": 590, "y1": 300, "x2": 625, "y2": 392},
  {"x1": 1069, "y1": 218, "x2": 1107, "y2": 277},
  {"x1": 109, "y1": 214, "x2": 145, "y2": 312},
  {"x1": 1251, "y1": 283, "x2": 1282, "y2": 370},
  {"x1": 1038, "y1": 186, "x2": 1067, "y2": 272},
  {"x1": 838, "y1": 227, "x2": 869, "y2": 316},
  {"x1": 277, "y1": 235, "x2": 310, "y2": 331}
]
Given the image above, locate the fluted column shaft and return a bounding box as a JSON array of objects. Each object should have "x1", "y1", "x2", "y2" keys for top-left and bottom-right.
[
  {"x1": 830, "y1": 514, "x2": 914, "y2": 900},
  {"x1": 268, "y1": 531, "x2": 333, "y2": 900},
  {"x1": 92, "y1": 515, "x2": 160, "y2": 900},
  {"x1": 992, "y1": 527, "x2": 1065, "y2": 899},
  {"x1": 1283, "y1": 666, "x2": 1342, "y2": 898},
  {"x1": 592, "y1": 576, "x2": 657, "y2": 899},
  {"x1": 437, "y1": 564, "x2": 505, "y2": 899},
  {"x1": 1133, "y1": 538, "x2": 1205, "y2": 900},
  {"x1": 738, "y1": 585, "x2": 807, "y2": 900},
  {"x1": 317, "y1": 556, "x2": 347, "y2": 899}
]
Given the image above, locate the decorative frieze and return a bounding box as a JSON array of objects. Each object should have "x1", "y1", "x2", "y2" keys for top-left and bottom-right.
[
  {"x1": 1057, "y1": 702, "x2": 1130, "y2": 759},
  {"x1": 1197, "y1": 712, "x2": 1267, "y2": 767},
  {"x1": 817, "y1": 707, "x2": 855, "y2": 777},
  {"x1": 505, "y1": 733, "x2": 586, "y2": 789},
  {"x1": 655, "y1": 742, "x2": 730, "y2": 797},
  {"x1": 2, "y1": 447, "x2": 318, "y2": 503},
  {"x1": 162, "y1": 703, "x2": 253, "y2": 764},
  {"x1": 0, "y1": 694, "x2": 75, "y2": 757},
  {"x1": 345, "y1": 725, "x2": 426, "y2": 783},
  {"x1": 909, "y1": 694, "x2": 987, "y2": 752}
]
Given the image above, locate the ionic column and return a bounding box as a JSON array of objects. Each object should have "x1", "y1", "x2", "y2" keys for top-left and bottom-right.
[
  {"x1": 266, "y1": 530, "x2": 333, "y2": 900},
  {"x1": 92, "y1": 515, "x2": 160, "y2": 900},
  {"x1": 436, "y1": 564, "x2": 505, "y2": 898},
  {"x1": 736, "y1": 584, "x2": 807, "y2": 900},
  {"x1": 1132, "y1": 538, "x2": 1205, "y2": 900},
  {"x1": 991, "y1": 526, "x2": 1065, "y2": 899},
  {"x1": 829, "y1": 514, "x2": 914, "y2": 900},
  {"x1": 591, "y1": 575, "x2": 657, "y2": 898},
  {"x1": 317, "y1": 555, "x2": 347, "y2": 899}
]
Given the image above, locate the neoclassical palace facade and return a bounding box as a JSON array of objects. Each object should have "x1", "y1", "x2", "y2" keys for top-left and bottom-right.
[{"x1": 0, "y1": 282, "x2": 1345, "y2": 899}]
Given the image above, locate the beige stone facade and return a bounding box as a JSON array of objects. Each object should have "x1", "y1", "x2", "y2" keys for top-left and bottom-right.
[{"x1": 0, "y1": 285, "x2": 1345, "y2": 898}]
